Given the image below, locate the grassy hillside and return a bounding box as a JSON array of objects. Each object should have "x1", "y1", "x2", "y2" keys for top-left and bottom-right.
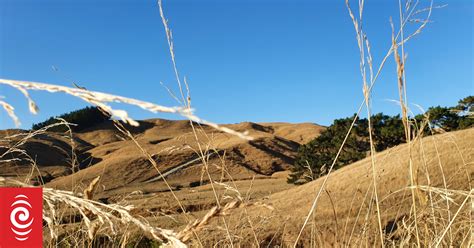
[
  {"x1": 3, "y1": 123, "x2": 468, "y2": 246},
  {"x1": 174, "y1": 128, "x2": 472, "y2": 246},
  {"x1": 0, "y1": 119, "x2": 324, "y2": 198}
]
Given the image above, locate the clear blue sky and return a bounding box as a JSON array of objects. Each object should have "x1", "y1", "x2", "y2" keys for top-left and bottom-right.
[{"x1": 0, "y1": 0, "x2": 472, "y2": 129}]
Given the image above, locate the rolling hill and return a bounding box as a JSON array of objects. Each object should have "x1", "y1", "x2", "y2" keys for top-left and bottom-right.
[
  {"x1": 0, "y1": 119, "x2": 324, "y2": 199},
  {"x1": 1, "y1": 119, "x2": 471, "y2": 246}
]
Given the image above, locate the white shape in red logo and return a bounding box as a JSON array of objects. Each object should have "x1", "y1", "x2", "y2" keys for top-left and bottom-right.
[{"x1": 10, "y1": 194, "x2": 34, "y2": 241}]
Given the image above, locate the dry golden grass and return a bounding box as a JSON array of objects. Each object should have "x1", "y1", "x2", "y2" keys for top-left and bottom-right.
[
  {"x1": 150, "y1": 128, "x2": 470, "y2": 247},
  {"x1": 0, "y1": 0, "x2": 471, "y2": 247}
]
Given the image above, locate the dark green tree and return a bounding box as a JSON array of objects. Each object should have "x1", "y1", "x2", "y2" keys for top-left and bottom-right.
[
  {"x1": 288, "y1": 114, "x2": 403, "y2": 184},
  {"x1": 371, "y1": 114, "x2": 405, "y2": 151},
  {"x1": 32, "y1": 106, "x2": 110, "y2": 132},
  {"x1": 455, "y1": 96, "x2": 474, "y2": 113},
  {"x1": 415, "y1": 96, "x2": 474, "y2": 132},
  {"x1": 289, "y1": 96, "x2": 473, "y2": 185},
  {"x1": 455, "y1": 96, "x2": 474, "y2": 129},
  {"x1": 425, "y1": 106, "x2": 460, "y2": 131}
]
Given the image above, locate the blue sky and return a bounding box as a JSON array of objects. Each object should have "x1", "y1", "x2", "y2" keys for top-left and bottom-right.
[{"x1": 0, "y1": 0, "x2": 472, "y2": 129}]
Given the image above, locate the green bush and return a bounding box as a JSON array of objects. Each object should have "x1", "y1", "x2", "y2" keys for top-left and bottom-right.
[
  {"x1": 415, "y1": 96, "x2": 474, "y2": 133},
  {"x1": 288, "y1": 96, "x2": 473, "y2": 185},
  {"x1": 32, "y1": 106, "x2": 110, "y2": 132},
  {"x1": 288, "y1": 114, "x2": 404, "y2": 184},
  {"x1": 453, "y1": 95, "x2": 473, "y2": 129}
]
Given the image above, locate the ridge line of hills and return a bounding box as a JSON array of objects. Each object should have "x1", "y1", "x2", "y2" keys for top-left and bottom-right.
[{"x1": 0, "y1": 118, "x2": 325, "y2": 198}]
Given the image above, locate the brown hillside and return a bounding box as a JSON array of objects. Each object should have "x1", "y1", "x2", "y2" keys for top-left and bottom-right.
[
  {"x1": 2, "y1": 121, "x2": 471, "y2": 246},
  {"x1": 0, "y1": 119, "x2": 323, "y2": 199},
  {"x1": 190, "y1": 128, "x2": 473, "y2": 246}
]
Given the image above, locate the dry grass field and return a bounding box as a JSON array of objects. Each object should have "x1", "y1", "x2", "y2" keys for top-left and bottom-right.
[
  {"x1": 1, "y1": 120, "x2": 472, "y2": 246},
  {"x1": 0, "y1": 0, "x2": 472, "y2": 247}
]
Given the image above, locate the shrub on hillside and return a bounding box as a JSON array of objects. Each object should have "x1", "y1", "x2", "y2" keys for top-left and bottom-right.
[
  {"x1": 456, "y1": 96, "x2": 474, "y2": 129},
  {"x1": 415, "y1": 96, "x2": 474, "y2": 133},
  {"x1": 287, "y1": 114, "x2": 405, "y2": 184},
  {"x1": 288, "y1": 96, "x2": 473, "y2": 185},
  {"x1": 32, "y1": 106, "x2": 110, "y2": 132}
]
